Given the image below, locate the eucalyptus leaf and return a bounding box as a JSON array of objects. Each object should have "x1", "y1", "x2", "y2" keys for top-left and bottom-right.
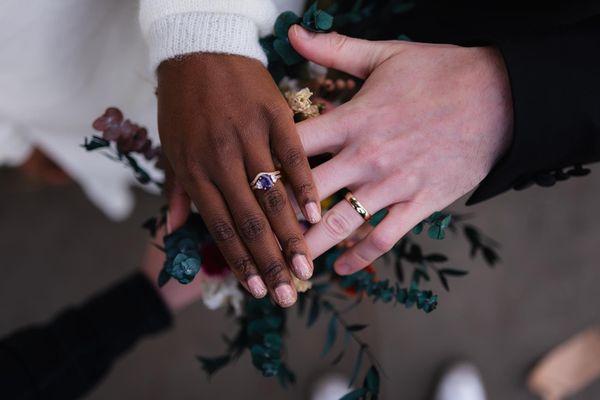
[
  {"x1": 273, "y1": 38, "x2": 303, "y2": 65},
  {"x1": 349, "y1": 346, "x2": 365, "y2": 387},
  {"x1": 322, "y1": 315, "x2": 338, "y2": 356},
  {"x1": 274, "y1": 11, "x2": 300, "y2": 38},
  {"x1": 363, "y1": 366, "x2": 380, "y2": 395}
]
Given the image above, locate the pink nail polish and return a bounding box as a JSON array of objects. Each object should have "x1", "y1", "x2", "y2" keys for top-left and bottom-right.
[
  {"x1": 247, "y1": 276, "x2": 267, "y2": 298},
  {"x1": 305, "y1": 202, "x2": 321, "y2": 224},
  {"x1": 275, "y1": 284, "x2": 296, "y2": 307},
  {"x1": 292, "y1": 254, "x2": 313, "y2": 280}
]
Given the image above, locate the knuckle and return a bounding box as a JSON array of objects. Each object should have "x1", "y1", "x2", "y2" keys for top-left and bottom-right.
[
  {"x1": 368, "y1": 155, "x2": 389, "y2": 177},
  {"x1": 232, "y1": 256, "x2": 256, "y2": 279},
  {"x1": 370, "y1": 232, "x2": 395, "y2": 253},
  {"x1": 295, "y1": 182, "x2": 314, "y2": 197},
  {"x1": 283, "y1": 235, "x2": 303, "y2": 254},
  {"x1": 262, "y1": 259, "x2": 289, "y2": 285},
  {"x1": 280, "y1": 147, "x2": 305, "y2": 169},
  {"x1": 261, "y1": 188, "x2": 286, "y2": 215},
  {"x1": 323, "y1": 210, "x2": 352, "y2": 240},
  {"x1": 401, "y1": 173, "x2": 421, "y2": 195},
  {"x1": 239, "y1": 213, "x2": 267, "y2": 241},
  {"x1": 210, "y1": 130, "x2": 238, "y2": 158},
  {"x1": 209, "y1": 218, "x2": 236, "y2": 242}
]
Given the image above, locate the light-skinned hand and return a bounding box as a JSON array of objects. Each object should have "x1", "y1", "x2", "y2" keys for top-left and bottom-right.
[{"x1": 289, "y1": 25, "x2": 513, "y2": 275}]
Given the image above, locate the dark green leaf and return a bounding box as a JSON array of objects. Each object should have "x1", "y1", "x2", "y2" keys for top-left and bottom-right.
[
  {"x1": 274, "y1": 11, "x2": 300, "y2": 38},
  {"x1": 395, "y1": 259, "x2": 404, "y2": 283},
  {"x1": 82, "y1": 135, "x2": 110, "y2": 151},
  {"x1": 440, "y1": 214, "x2": 452, "y2": 229},
  {"x1": 197, "y1": 355, "x2": 231, "y2": 376},
  {"x1": 349, "y1": 346, "x2": 365, "y2": 387},
  {"x1": 483, "y1": 247, "x2": 499, "y2": 266},
  {"x1": 347, "y1": 324, "x2": 368, "y2": 332},
  {"x1": 314, "y1": 10, "x2": 334, "y2": 30},
  {"x1": 425, "y1": 254, "x2": 448, "y2": 263},
  {"x1": 363, "y1": 366, "x2": 380, "y2": 395},
  {"x1": 307, "y1": 296, "x2": 320, "y2": 327},
  {"x1": 157, "y1": 268, "x2": 171, "y2": 287},
  {"x1": 322, "y1": 314, "x2": 337, "y2": 356},
  {"x1": 438, "y1": 268, "x2": 469, "y2": 276},
  {"x1": 369, "y1": 209, "x2": 388, "y2": 227},
  {"x1": 273, "y1": 38, "x2": 303, "y2": 65},
  {"x1": 427, "y1": 224, "x2": 445, "y2": 240},
  {"x1": 411, "y1": 222, "x2": 423, "y2": 235},
  {"x1": 331, "y1": 350, "x2": 345, "y2": 365},
  {"x1": 437, "y1": 271, "x2": 449, "y2": 291}
]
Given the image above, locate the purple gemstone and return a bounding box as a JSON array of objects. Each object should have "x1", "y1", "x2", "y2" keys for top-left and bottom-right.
[{"x1": 257, "y1": 175, "x2": 274, "y2": 190}]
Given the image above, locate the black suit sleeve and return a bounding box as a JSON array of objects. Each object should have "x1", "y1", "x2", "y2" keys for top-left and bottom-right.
[
  {"x1": 0, "y1": 273, "x2": 172, "y2": 400},
  {"x1": 467, "y1": 15, "x2": 600, "y2": 204}
]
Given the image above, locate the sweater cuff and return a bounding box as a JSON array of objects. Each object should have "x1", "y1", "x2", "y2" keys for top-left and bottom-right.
[{"x1": 146, "y1": 12, "x2": 268, "y2": 71}]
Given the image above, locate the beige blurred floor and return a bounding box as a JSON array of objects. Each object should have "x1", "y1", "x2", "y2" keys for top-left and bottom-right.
[{"x1": 1, "y1": 168, "x2": 599, "y2": 400}]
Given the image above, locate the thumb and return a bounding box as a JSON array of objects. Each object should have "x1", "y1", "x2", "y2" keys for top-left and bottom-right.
[{"x1": 288, "y1": 25, "x2": 393, "y2": 79}]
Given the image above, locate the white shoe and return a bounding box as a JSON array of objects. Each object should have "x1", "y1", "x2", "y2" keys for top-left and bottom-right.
[
  {"x1": 310, "y1": 373, "x2": 353, "y2": 400},
  {"x1": 434, "y1": 362, "x2": 487, "y2": 400}
]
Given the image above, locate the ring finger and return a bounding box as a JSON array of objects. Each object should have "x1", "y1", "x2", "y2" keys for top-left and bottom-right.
[
  {"x1": 303, "y1": 185, "x2": 395, "y2": 260},
  {"x1": 217, "y1": 166, "x2": 298, "y2": 308}
]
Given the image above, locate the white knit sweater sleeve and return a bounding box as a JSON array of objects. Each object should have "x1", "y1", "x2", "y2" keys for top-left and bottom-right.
[{"x1": 139, "y1": 0, "x2": 279, "y2": 70}]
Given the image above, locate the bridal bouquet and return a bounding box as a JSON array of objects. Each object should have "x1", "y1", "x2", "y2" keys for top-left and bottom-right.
[{"x1": 83, "y1": 2, "x2": 500, "y2": 398}]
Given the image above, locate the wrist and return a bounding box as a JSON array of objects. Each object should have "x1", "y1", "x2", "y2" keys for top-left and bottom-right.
[{"x1": 479, "y1": 46, "x2": 514, "y2": 163}]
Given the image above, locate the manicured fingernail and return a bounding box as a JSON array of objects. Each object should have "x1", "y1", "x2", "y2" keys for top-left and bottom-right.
[
  {"x1": 166, "y1": 210, "x2": 172, "y2": 234},
  {"x1": 305, "y1": 202, "x2": 321, "y2": 224},
  {"x1": 275, "y1": 284, "x2": 296, "y2": 308},
  {"x1": 292, "y1": 254, "x2": 313, "y2": 280},
  {"x1": 247, "y1": 276, "x2": 267, "y2": 298},
  {"x1": 292, "y1": 25, "x2": 315, "y2": 39}
]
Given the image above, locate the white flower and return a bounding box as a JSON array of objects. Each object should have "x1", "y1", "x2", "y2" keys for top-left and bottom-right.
[{"x1": 199, "y1": 272, "x2": 244, "y2": 316}]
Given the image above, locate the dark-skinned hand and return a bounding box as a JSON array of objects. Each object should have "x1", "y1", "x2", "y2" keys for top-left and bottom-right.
[{"x1": 157, "y1": 53, "x2": 321, "y2": 308}]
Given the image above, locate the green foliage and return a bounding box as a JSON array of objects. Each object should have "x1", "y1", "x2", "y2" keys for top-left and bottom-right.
[
  {"x1": 82, "y1": 135, "x2": 109, "y2": 150},
  {"x1": 160, "y1": 214, "x2": 209, "y2": 285},
  {"x1": 303, "y1": 1, "x2": 334, "y2": 31},
  {"x1": 412, "y1": 211, "x2": 452, "y2": 240},
  {"x1": 261, "y1": 2, "x2": 334, "y2": 66},
  {"x1": 396, "y1": 283, "x2": 438, "y2": 313},
  {"x1": 463, "y1": 224, "x2": 500, "y2": 266}
]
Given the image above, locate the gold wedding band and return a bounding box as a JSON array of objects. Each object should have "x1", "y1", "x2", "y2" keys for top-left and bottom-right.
[{"x1": 344, "y1": 192, "x2": 371, "y2": 221}]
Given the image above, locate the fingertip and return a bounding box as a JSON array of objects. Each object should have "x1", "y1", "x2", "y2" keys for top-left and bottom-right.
[
  {"x1": 305, "y1": 201, "x2": 321, "y2": 224},
  {"x1": 288, "y1": 24, "x2": 313, "y2": 45},
  {"x1": 334, "y1": 260, "x2": 353, "y2": 275},
  {"x1": 274, "y1": 283, "x2": 297, "y2": 308},
  {"x1": 247, "y1": 275, "x2": 268, "y2": 298}
]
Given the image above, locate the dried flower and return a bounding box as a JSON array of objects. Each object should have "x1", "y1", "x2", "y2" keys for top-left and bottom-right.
[
  {"x1": 285, "y1": 88, "x2": 321, "y2": 119},
  {"x1": 292, "y1": 276, "x2": 312, "y2": 293}
]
